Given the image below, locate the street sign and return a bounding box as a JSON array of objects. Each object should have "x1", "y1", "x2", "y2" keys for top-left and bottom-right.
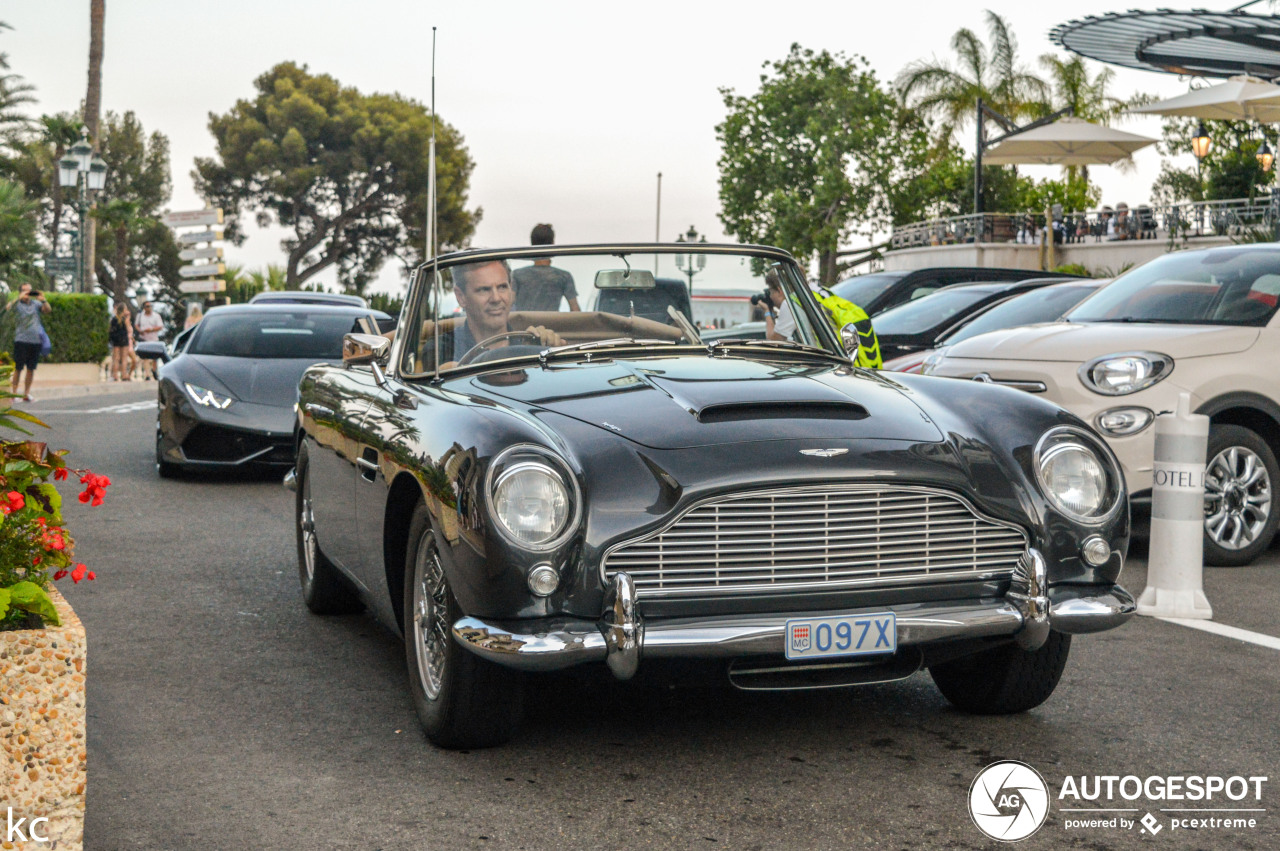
[
  {"x1": 162, "y1": 208, "x2": 223, "y2": 228},
  {"x1": 177, "y1": 229, "x2": 223, "y2": 245},
  {"x1": 180, "y1": 262, "x2": 225, "y2": 278},
  {"x1": 179, "y1": 280, "x2": 227, "y2": 294},
  {"x1": 178, "y1": 246, "x2": 224, "y2": 261},
  {"x1": 43, "y1": 255, "x2": 77, "y2": 274}
]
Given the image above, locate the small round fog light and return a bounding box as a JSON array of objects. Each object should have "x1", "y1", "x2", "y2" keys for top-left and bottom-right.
[
  {"x1": 1081, "y1": 536, "x2": 1112, "y2": 567},
  {"x1": 527, "y1": 564, "x2": 560, "y2": 597}
]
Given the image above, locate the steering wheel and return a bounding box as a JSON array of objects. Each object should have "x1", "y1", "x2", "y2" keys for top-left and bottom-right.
[
  {"x1": 667, "y1": 305, "x2": 702, "y2": 344},
  {"x1": 456, "y1": 331, "x2": 545, "y2": 366}
]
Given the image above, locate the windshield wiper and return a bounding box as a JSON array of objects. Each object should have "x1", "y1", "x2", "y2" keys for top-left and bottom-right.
[{"x1": 537, "y1": 337, "x2": 680, "y2": 364}]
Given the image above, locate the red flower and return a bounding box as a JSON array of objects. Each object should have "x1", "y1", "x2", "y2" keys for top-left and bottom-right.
[
  {"x1": 5, "y1": 491, "x2": 23, "y2": 511},
  {"x1": 54, "y1": 468, "x2": 68, "y2": 481},
  {"x1": 53, "y1": 570, "x2": 67, "y2": 580},
  {"x1": 71, "y1": 563, "x2": 86, "y2": 583},
  {"x1": 32, "y1": 556, "x2": 41, "y2": 565},
  {"x1": 86, "y1": 571, "x2": 96, "y2": 581}
]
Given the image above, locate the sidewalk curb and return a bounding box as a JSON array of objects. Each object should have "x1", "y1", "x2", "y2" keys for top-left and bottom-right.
[{"x1": 23, "y1": 381, "x2": 156, "y2": 401}]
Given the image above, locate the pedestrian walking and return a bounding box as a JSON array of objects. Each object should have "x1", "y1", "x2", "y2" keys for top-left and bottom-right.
[
  {"x1": 108, "y1": 302, "x2": 133, "y2": 382},
  {"x1": 512, "y1": 224, "x2": 580, "y2": 312},
  {"x1": 5, "y1": 283, "x2": 52, "y2": 402},
  {"x1": 135, "y1": 300, "x2": 164, "y2": 380}
]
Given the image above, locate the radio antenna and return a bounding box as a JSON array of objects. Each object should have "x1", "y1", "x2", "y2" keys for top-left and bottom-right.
[{"x1": 430, "y1": 25, "x2": 441, "y2": 377}]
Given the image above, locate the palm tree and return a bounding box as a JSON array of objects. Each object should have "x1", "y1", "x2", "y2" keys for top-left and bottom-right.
[
  {"x1": 897, "y1": 11, "x2": 1048, "y2": 142},
  {"x1": 0, "y1": 22, "x2": 37, "y2": 149},
  {"x1": 92, "y1": 197, "x2": 142, "y2": 307},
  {"x1": 1036, "y1": 54, "x2": 1140, "y2": 184},
  {"x1": 82, "y1": 0, "x2": 104, "y2": 293},
  {"x1": 0, "y1": 177, "x2": 41, "y2": 285}
]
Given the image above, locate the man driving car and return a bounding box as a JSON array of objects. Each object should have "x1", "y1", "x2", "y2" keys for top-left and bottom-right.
[{"x1": 442, "y1": 259, "x2": 565, "y2": 367}]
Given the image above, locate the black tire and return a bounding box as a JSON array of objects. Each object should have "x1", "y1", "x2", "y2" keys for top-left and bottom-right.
[
  {"x1": 930, "y1": 631, "x2": 1071, "y2": 714},
  {"x1": 1203, "y1": 424, "x2": 1280, "y2": 567},
  {"x1": 295, "y1": 442, "x2": 362, "y2": 615},
  {"x1": 155, "y1": 430, "x2": 180, "y2": 479},
  {"x1": 403, "y1": 502, "x2": 523, "y2": 749}
]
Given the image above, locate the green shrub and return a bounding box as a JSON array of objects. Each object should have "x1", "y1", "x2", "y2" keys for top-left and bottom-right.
[
  {"x1": 0, "y1": 293, "x2": 110, "y2": 363},
  {"x1": 1051, "y1": 264, "x2": 1092, "y2": 278}
]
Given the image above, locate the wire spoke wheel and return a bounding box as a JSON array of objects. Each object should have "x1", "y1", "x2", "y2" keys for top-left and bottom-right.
[
  {"x1": 1204, "y1": 444, "x2": 1272, "y2": 551},
  {"x1": 412, "y1": 533, "x2": 449, "y2": 700},
  {"x1": 299, "y1": 477, "x2": 317, "y2": 583}
]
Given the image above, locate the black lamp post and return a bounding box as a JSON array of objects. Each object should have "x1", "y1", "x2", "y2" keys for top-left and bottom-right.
[
  {"x1": 1191, "y1": 122, "x2": 1212, "y2": 236},
  {"x1": 674, "y1": 225, "x2": 707, "y2": 290},
  {"x1": 57, "y1": 130, "x2": 108, "y2": 293}
]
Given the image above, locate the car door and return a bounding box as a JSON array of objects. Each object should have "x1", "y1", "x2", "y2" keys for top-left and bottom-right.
[{"x1": 303, "y1": 364, "x2": 379, "y2": 573}]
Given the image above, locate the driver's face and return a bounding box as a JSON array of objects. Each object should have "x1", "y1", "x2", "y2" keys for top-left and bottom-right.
[{"x1": 455, "y1": 262, "x2": 513, "y2": 337}]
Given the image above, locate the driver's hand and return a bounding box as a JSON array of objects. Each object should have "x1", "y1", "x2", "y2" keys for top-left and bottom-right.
[{"x1": 525, "y1": 325, "x2": 565, "y2": 347}]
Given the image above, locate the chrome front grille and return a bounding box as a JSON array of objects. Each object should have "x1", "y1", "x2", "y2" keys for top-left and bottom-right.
[{"x1": 602, "y1": 486, "x2": 1028, "y2": 599}]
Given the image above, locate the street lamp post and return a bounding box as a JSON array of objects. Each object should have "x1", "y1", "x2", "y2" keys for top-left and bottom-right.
[
  {"x1": 57, "y1": 130, "x2": 108, "y2": 293},
  {"x1": 1191, "y1": 122, "x2": 1213, "y2": 237},
  {"x1": 674, "y1": 225, "x2": 707, "y2": 291}
]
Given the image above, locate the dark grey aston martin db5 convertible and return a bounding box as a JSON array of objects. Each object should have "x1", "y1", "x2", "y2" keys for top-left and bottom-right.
[{"x1": 289, "y1": 243, "x2": 1135, "y2": 749}]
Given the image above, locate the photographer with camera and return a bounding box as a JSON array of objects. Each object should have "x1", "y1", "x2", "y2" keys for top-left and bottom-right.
[
  {"x1": 5, "y1": 283, "x2": 52, "y2": 401},
  {"x1": 757, "y1": 270, "x2": 795, "y2": 342}
]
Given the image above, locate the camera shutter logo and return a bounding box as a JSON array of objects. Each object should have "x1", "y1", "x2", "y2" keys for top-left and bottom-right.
[{"x1": 969, "y1": 760, "x2": 1050, "y2": 842}]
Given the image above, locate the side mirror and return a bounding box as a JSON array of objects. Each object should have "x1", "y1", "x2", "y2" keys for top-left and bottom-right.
[
  {"x1": 840, "y1": 323, "x2": 862, "y2": 359},
  {"x1": 135, "y1": 341, "x2": 169, "y2": 363},
  {"x1": 343, "y1": 333, "x2": 391, "y2": 366}
]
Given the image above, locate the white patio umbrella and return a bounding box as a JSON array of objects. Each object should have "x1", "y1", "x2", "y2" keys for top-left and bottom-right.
[
  {"x1": 982, "y1": 117, "x2": 1157, "y2": 166},
  {"x1": 1129, "y1": 75, "x2": 1280, "y2": 123}
]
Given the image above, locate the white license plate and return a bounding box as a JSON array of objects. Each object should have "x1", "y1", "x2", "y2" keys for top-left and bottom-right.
[{"x1": 784, "y1": 613, "x2": 896, "y2": 661}]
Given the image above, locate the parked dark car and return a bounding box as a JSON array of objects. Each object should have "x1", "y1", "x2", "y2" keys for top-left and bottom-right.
[
  {"x1": 871, "y1": 277, "x2": 1076, "y2": 363},
  {"x1": 138, "y1": 303, "x2": 384, "y2": 477},
  {"x1": 884, "y1": 280, "x2": 1106, "y2": 373},
  {"x1": 290, "y1": 243, "x2": 1134, "y2": 749},
  {"x1": 250, "y1": 290, "x2": 368, "y2": 308},
  {"x1": 832, "y1": 267, "x2": 1061, "y2": 316},
  {"x1": 593, "y1": 276, "x2": 693, "y2": 326}
]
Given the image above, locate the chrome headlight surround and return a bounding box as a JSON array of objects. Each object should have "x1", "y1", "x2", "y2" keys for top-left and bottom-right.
[
  {"x1": 184, "y1": 382, "x2": 234, "y2": 409},
  {"x1": 1078, "y1": 351, "x2": 1173, "y2": 396},
  {"x1": 484, "y1": 444, "x2": 581, "y2": 551},
  {"x1": 1033, "y1": 426, "x2": 1124, "y2": 525}
]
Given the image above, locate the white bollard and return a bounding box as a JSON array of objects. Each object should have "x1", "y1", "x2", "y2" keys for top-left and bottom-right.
[{"x1": 1138, "y1": 392, "x2": 1212, "y2": 619}]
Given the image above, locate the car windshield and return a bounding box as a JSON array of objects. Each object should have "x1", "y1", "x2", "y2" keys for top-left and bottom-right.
[
  {"x1": 832, "y1": 271, "x2": 906, "y2": 308},
  {"x1": 1068, "y1": 249, "x2": 1280, "y2": 326},
  {"x1": 941, "y1": 283, "x2": 1099, "y2": 345},
  {"x1": 187, "y1": 312, "x2": 362, "y2": 359},
  {"x1": 398, "y1": 249, "x2": 832, "y2": 375},
  {"x1": 872, "y1": 286, "x2": 993, "y2": 336}
]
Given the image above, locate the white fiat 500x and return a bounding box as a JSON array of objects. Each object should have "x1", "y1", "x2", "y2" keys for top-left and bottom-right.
[{"x1": 926, "y1": 244, "x2": 1280, "y2": 566}]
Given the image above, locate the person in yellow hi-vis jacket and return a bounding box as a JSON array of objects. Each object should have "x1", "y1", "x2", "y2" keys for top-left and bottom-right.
[{"x1": 763, "y1": 272, "x2": 882, "y2": 368}]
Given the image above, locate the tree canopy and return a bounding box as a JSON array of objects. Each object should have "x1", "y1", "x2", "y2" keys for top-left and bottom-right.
[
  {"x1": 717, "y1": 45, "x2": 923, "y2": 283},
  {"x1": 195, "y1": 62, "x2": 479, "y2": 294}
]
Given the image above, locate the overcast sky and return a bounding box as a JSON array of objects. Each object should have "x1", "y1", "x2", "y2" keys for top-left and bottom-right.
[{"x1": 5, "y1": 1, "x2": 1215, "y2": 292}]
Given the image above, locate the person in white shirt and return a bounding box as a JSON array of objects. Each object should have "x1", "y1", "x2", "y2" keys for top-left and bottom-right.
[
  {"x1": 134, "y1": 301, "x2": 165, "y2": 380},
  {"x1": 763, "y1": 271, "x2": 796, "y2": 341}
]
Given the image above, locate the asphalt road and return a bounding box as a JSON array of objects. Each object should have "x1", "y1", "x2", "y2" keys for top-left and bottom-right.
[{"x1": 30, "y1": 390, "x2": 1280, "y2": 850}]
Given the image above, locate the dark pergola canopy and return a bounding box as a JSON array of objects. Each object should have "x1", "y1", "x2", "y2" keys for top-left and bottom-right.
[{"x1": 1051, "y1": 8, "x2": 1280, "y2": 79}]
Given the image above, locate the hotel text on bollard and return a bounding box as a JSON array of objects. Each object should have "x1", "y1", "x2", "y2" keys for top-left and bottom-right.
[{"x1": 1138, "y1": 392, "x2": 1212, "y2": 619}]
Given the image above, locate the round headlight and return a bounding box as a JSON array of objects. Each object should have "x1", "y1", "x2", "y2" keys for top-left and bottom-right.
[
  {"x1": 1034, "y1": 429, "x2": 1122, "y2": 523},
  {"x1": 492, "y1": 462, "x2": 571, "y2": 547},
  {"x1": 1078, "y1": 351, "x2": 1173, "y2": 396}
]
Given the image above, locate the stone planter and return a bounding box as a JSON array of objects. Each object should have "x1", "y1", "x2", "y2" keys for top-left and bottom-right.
[{"x1": 1, "y1": 587, "x2": 86, "y2": 850}]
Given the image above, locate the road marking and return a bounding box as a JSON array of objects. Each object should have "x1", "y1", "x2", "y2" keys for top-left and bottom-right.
[
  {"x1": 1159, "y1": 617, "x2": 1280, "y2": 651},
  {"x1": 34, "y1": 400, "x2": 156, "y2": 415}
]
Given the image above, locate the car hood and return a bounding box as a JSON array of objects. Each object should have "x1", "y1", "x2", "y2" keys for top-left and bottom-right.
[
  {"x1": 176, "y1": 355, "x2": 337, "y2": 406},
  {"x1": 469, "y1": 355, "x2": 944, "y2": 449},
  {"x1": 942, "y1": 321, "x2": 1260, "y2": 362}
]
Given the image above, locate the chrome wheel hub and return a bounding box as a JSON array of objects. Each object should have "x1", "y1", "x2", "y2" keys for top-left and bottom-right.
[
  {"x1": 412, "y1": 534, "x2": 450, "y2": 700},
  {"x1": 300, "y1": 480, "x2": 317, "y2": 582},
  {"x1": 1204, "y1": 446, "x2": 1271, "y2": 550}
]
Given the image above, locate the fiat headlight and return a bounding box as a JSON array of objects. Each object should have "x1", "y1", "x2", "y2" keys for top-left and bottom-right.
[
  {"x1": 486, "y1": 447, "x2": 579, "y2": 549},
  {"x1": 1078, "y1": 352, "x2": 1172, "y2": 396},
  {"x1": 184, "y1": 382, "x2": 234, "y2": 409},
  {"x1": 1034, "y1": 428, "x2": 1123, "y2": 523}
]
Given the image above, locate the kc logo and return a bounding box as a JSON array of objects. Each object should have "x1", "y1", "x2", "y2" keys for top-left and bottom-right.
[
  {"x1": 6, "y1": 808, "x2": 50, "y2": 844},
  {"x1": 790, "y1": 624, "x2": 811, "y2": 652}
]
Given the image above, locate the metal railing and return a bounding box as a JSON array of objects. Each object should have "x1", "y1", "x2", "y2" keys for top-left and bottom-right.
[{"x1": 890, "y1": 194, "x2": 1280, "y2": 251}]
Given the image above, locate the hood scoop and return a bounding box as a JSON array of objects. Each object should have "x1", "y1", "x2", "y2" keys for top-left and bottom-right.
[{"x1": 697, "y1": 401, "x2": 869, "y2": 424}]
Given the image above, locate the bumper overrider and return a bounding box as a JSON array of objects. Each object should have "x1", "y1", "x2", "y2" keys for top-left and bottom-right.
[{"x1": 452, "y1": 550, "x2": 1135, "y2": 681}]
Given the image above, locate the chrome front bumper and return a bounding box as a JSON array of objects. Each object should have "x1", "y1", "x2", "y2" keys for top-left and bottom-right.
[{"x1": 452, "y1": 550, "x2": 1135, "y2": 680}]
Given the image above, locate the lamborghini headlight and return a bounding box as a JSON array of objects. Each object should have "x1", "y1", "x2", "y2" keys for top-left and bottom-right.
[
  {"x1": 1034, "y1": 428, "x2": 1123, "y2": 523},
  {"x1": 184, "y1": 382, "x2": 234, "y2": 409}
]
